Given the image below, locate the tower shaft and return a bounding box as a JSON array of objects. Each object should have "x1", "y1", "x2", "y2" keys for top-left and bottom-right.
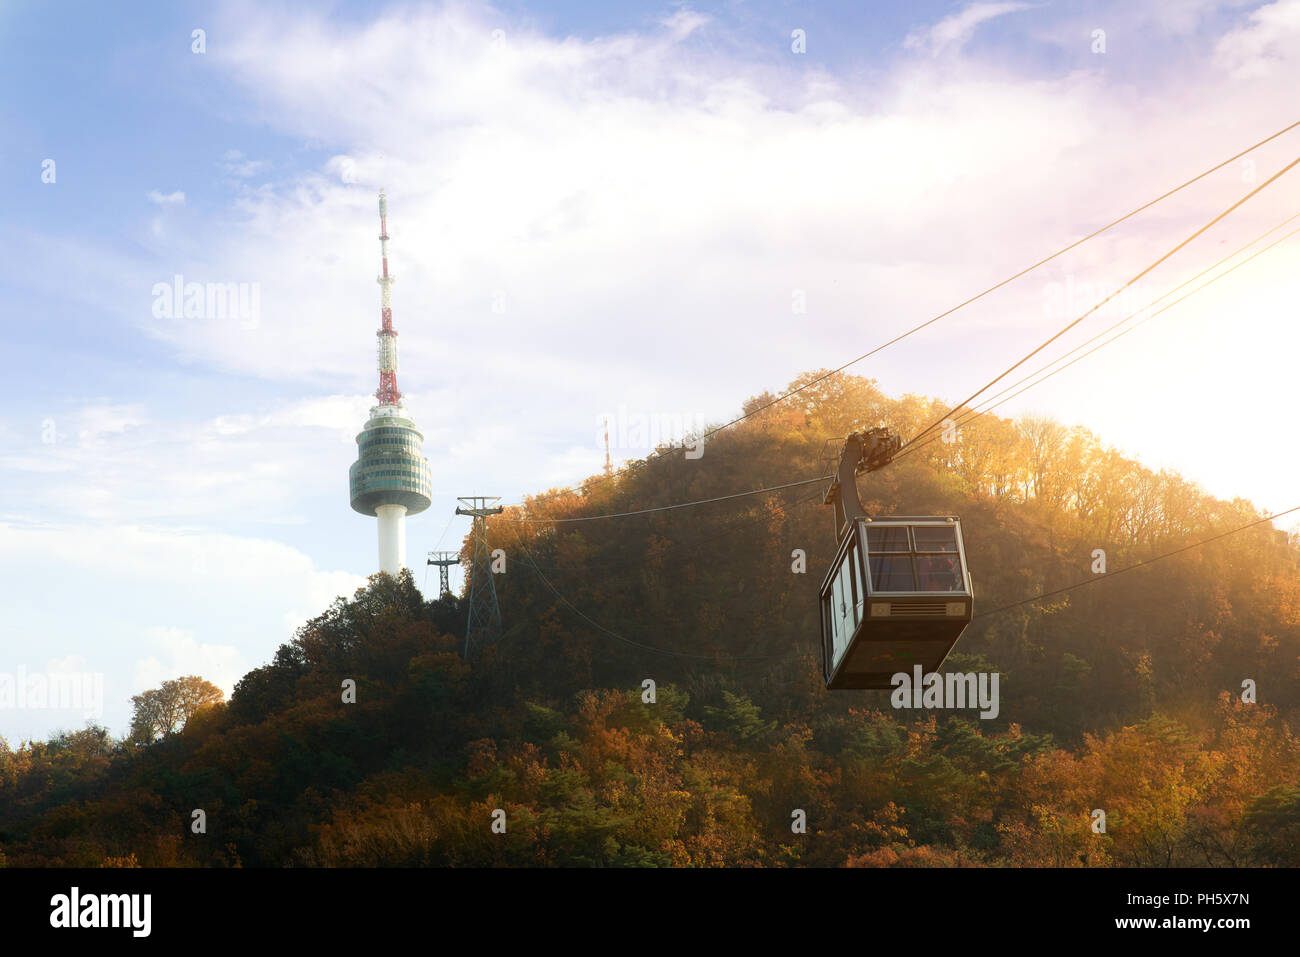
[{"x1": 377, "y1": 504, "x2": 407, "y2": 576}]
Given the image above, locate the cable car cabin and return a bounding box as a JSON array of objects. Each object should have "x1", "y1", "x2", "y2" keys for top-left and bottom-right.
[{"x1": 819, "y1": 516, "x2": 973, "y2": 690}]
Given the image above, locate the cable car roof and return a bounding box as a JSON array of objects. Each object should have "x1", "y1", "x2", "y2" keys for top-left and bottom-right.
[{"x1": 856, "y1": 515, "x2": 962, "y2": 522}]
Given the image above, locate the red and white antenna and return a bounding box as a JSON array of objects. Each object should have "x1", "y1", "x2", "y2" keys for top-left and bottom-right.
[
  {"x1": 375, "y1": 190, "x2": 402, "y2": 407},
  {"x1": 604, "y1": 416, "x2": 612, "y2": 475}
]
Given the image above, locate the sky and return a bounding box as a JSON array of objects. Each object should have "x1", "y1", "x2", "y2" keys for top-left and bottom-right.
[{"x1": 2, "y1": 0, "x2": 1298, "y2": 742}]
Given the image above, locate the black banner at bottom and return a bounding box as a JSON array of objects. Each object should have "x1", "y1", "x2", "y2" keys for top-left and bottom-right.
[{"x1": 0, "y1": 866, "x2": 1279, "y2": 943}]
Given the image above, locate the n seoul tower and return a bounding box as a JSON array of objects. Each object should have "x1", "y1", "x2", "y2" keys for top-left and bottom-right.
[{"x1": 349, "y1": 191, "x2": 432, "y2": 575}]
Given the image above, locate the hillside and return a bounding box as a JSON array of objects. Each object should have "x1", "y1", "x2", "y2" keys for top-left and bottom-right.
[{"x1": 2, "y1": 370, "x2": 1299, "y2": 867}]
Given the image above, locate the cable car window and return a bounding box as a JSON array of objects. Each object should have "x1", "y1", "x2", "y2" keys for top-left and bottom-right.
[
  {"x1": 916, "y1": 554, "x2": 963, "y2": 591},
  {"x1": 852, "y1": 543, "x2": 868, "y2": 614},
  {"x1": 869, "y1": 554, "x2": 916, "y2": 591},
  {"x1": 866, "y1": 526, "x2": 910, "y2": 552},
  {"x1": 830, "y1": 551, "x2": 855, "y2": 663},
  {"x1": 913, "y1": 525, "x2": 959, "y2": 553}
]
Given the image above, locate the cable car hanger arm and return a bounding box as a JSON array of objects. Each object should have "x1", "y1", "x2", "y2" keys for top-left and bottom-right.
[{"x1": 824, "y1": 427, "x2": 901, "y2": 539}]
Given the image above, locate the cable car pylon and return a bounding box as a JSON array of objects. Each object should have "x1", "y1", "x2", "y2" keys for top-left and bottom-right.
[
  {"x1": 819, "y1": 428, "x2": 974, "y2": 690},
  {"x1": 425, "y1": 551, "x2": 460, "y2": 599},
  {"x1": 456, "y1": 496, "x2": 504, "y2": 658}
]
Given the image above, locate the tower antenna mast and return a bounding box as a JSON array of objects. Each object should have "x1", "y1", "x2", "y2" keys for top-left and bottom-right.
[{"x1": 604, "y1": 416, "x2": 612, "y2": 476}]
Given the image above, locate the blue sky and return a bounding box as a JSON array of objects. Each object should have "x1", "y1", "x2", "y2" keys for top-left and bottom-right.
[{"x1": 2, "y1": 0, "x2": 1299, "y2": 742}]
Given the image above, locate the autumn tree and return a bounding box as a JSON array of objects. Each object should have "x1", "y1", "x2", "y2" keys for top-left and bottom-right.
[
  {"x1": 130, "y1": 676, "x2": 225, "y2": 744},
  {"x1": 1018, "y1": 414, "x2": 1067, "y2": 505}
]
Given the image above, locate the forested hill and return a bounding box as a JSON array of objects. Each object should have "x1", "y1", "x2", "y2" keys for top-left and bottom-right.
[{"x1": 3, "y1": 370, "x2": 1299, "y2": 867}]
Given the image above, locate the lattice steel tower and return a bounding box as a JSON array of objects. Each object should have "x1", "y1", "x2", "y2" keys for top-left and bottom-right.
[
  {"x1": 349, "y1": 191, "x2": 433, "y2": 575},
  {"x1": 456, "y1": 497, "x2": 504, "y2": 657},
  {"x1": 426, "y1": 551, "x2": 460, "y2": 599}
]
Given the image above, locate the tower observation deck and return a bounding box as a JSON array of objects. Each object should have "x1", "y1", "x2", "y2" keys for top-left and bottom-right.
[{"x1": 349, "y1": 191, "x2": 432, "y2": 575}]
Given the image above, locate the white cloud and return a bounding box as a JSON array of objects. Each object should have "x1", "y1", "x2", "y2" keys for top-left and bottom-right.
[
  {"x1": 147, "y1": 190, "x2": 186, "y2": 206},
  {"x1": 132, "y1": 627, "x2": 245, "y2": 698},
  {"x1": 220, "y1": 149, "x2": 269, "y2": 178},
  {"x1": 114, "y1": 2, "x2": 1113, "y2": 410},
  {"x1": 46, "y1": 653, "x2": 92, "y2": 674},
  {"x1": 0, "y1": 397, "x2": 363, "y2": 526},
  {"x1": 75, "y1": 403, "x2": 147, "y2": 442},
  {"x1": 658, "y1": 8, "x2": 710, "y2": 41},
  {"x1": 905, "y1": 2, "x2": 1033, "y2": 56},
  {"x1": 0, "y1": 521, "x2": 363, "y2": 593},
  {"x1": 1136, "y1": 0, "x2": 1259, "y2": 36},
  {"x1": 1214, "y1": 0, "x2": 1300, "y2": 77},
  {"x1": 0, "y1": 520, "x2": 369, "y2": 739}
]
